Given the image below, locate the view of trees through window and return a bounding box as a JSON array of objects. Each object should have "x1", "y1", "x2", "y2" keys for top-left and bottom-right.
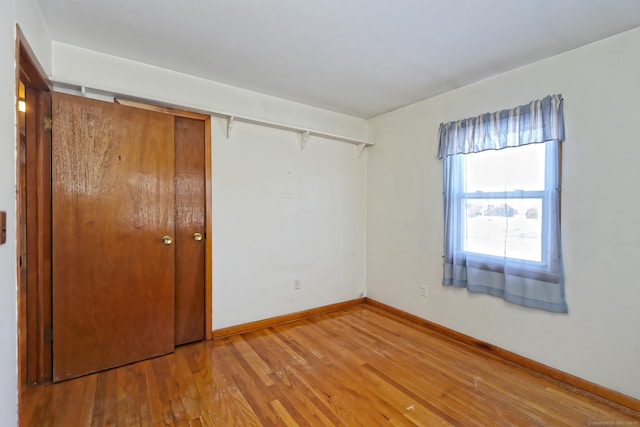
[
  {"x1": 462, "y1": 143, "x2": 546, "y2": 263},
  {"x1": 464, "y1": 198, "x2": 542, "y2": 262}
]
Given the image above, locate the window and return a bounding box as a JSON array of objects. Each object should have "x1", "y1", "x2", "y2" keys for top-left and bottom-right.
[
  {"x1": 439, "y1": 95, "x2": 567, "y2": 313},
  {"x1": 447, "y1": 141, "x2": 560, "y2": 281}
]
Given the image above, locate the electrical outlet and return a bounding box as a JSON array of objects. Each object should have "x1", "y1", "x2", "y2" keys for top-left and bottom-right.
[
  {"x1": 294, "y1": 279, "x2": 301, "y2": 290},
  {"x1": 420, "y1": 284, "x2": 428, "y2": 297}
]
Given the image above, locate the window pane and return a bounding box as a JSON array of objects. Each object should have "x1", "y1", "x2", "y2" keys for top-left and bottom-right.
[
  {"x1": 465, "y1": 143, "x2": 545, "y2": 192},
  {"x1": 464, "y1": 198, "x2": 542, "y2": 262}
]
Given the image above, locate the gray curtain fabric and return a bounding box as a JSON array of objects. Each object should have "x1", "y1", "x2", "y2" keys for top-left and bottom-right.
[{"x1": 439, "y1": 95, "x2": 568, "y2": 313}]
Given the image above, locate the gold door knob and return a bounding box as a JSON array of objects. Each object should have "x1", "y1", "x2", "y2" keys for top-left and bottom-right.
[
  {"x1": 193, "y1": 232, "x2": 203, "y2": 241},
  {"x1": 162, "y1": 235, "x2": 173, "y2": 245}
]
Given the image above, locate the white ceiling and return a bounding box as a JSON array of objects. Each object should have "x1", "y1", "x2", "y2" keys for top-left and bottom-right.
[{"x1": 36, "y1": 0, "x2": 640, "y2": 118}]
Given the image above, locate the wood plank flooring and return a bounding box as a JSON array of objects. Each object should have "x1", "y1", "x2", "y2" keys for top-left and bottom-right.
[{"x1": 20, "y1": 305, "x2": 640, "y2": 426}]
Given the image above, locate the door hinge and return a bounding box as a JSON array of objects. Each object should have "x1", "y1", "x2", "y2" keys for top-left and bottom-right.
[
  {"x1": 44, "y1": 116, "x2": 52, "y2": 131},
  {"x1": 44, "y1": 328, "x2": 53, "y2": 342}
]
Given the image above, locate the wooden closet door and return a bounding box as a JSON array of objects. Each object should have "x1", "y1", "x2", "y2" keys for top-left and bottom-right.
[
  {"x1": 52, "y1": 93, "x2": 176, "y2": 381},
  {"x1": 174, "y1": 116, "x2": 206, "y2": 345}
]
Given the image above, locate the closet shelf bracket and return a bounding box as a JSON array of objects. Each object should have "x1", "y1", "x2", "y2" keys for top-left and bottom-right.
[
  {"x1": 301, "y1": 131, "x2": 310, "y2": 150},
  {"x1": 357, "y1": 143, "x2": 368, "y2": 158},
  {"x1": 226, "y1": 116, "x2": 235, "y2": 139}
]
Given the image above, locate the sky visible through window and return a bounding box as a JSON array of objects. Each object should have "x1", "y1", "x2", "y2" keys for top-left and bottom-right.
[{"x1": 463, "y1": 143, "x2": 545, "y2": 262}]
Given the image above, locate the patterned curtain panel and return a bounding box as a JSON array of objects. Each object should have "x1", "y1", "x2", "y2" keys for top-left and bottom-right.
[{"x1": 438, "y1": 95, "x2": 568, "y2": 313}]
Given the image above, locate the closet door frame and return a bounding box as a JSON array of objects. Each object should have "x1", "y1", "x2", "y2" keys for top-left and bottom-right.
[{"x1": 16, "y1": 60, "x2": 213, "y2": 385}]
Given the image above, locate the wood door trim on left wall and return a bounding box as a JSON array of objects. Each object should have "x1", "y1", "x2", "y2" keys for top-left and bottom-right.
[{"x1": 16, "y1": 25, "x2": 52, "y2": 394}]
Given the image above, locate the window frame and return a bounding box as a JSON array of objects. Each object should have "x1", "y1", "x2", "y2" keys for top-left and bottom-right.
[{"x1": 448, "y1": 141, "x2": 561, "y2": 282}]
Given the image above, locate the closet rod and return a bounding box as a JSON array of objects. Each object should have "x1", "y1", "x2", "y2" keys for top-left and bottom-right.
[{"x1": 50, "y1": 80, "x2": 374, "y2": 150}]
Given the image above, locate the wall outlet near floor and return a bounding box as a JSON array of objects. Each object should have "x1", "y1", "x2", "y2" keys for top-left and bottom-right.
[
  {"x1": 294, "y1": 279, "x2": 301, "y2": 290},
  {"x1": 420, "y1": 284, "x2": 428, "y2": 298}
]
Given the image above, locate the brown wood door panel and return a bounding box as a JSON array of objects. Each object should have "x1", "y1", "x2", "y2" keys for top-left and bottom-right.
[
  {"x1": 52, "y1": 92, "x2": 176, "y2": 381},
  {"x1": 174, "y1": 116, "x2": 206, "y2": 345}
]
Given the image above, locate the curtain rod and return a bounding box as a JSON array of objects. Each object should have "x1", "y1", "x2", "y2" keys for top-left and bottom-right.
[{"x1": 50, "y1": 80, "x2": 374, "y2": 154}]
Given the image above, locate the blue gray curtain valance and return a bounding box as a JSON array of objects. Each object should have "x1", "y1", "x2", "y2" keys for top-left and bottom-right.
[{"x1": 438, "y1": 94, "x2": 564, "y2": 158}]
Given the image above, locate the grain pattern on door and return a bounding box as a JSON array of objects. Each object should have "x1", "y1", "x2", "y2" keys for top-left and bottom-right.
[
  {"x1": 174, "y1": 116, "x2": 206, "y2": 345},
  {"x1": 52, "y1": 92, "x2": 176, "y2": 381}
]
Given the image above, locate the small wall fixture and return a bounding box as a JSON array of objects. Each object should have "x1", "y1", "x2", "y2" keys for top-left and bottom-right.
[
  {"x1": 18, "y1": 99, "x2": 26, "y2": 113},
  {"x1": 0, "y1": 211, "x2": 6, "y2": 244},
  {"x1": 301, "y1": 131, "x2": 310, "y2": 150}
]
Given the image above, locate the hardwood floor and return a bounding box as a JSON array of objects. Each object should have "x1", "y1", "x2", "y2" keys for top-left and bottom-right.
[{"x1": 20, "y1": 305, "x2": 640, "y2": 426}]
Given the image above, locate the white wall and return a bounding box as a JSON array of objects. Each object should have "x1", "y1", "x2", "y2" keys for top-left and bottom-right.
[
  {"x1": 17, "y1": 0, "x2": 52, "y2": 75},
  {"x1": 367, "y1": 27, "x2": 640, "y2": 399},
  {"x1": 0, "y1": 0, "x2": 18, "y2": 423},
  {"x1": 51, "y1": 43, "x2": 368, "y2": 329},
  {"x1": 52, "y1": 43, "x2": 364, "y2": 139},
  {"x1": 1, "y1": 0, "x2": 51, "y2": 424},
  {"x1": 211, "y1": 121, "x2": 366, "y2": 327}
]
